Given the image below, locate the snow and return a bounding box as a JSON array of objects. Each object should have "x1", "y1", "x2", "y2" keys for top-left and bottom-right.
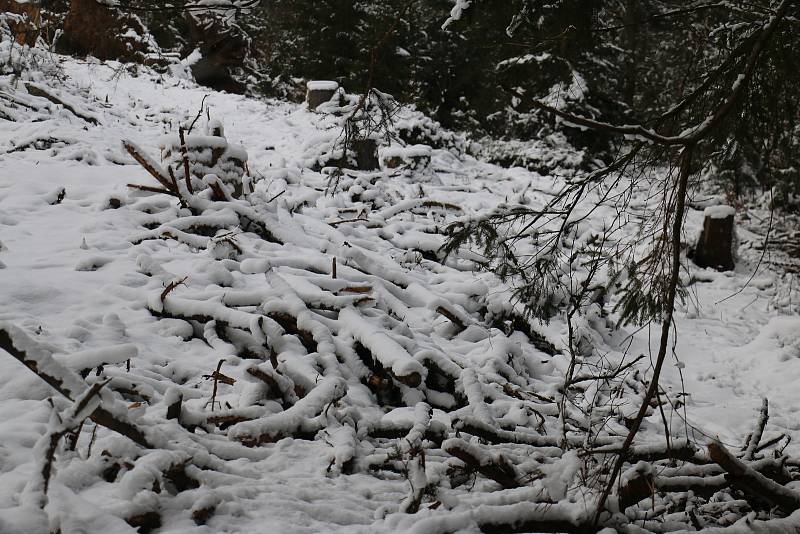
[
  {"x1": 0, "y1": 49, "x2": 798, "y2": 533},
  {"x1": 704, "y1": 204, "x2": 736, "y2": 219},
  {"x1": 306, "y1": 80, "x2": 339, "y2": 91}
]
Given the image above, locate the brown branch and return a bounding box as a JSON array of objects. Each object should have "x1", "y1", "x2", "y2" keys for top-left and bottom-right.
[
  {"x1": 178, "y1": 126, "x2": 194, "y2": 195},
  {"x1": 127, "y1": 183, "x2": 176, "y2": 195},
  {"x1": 161, "y1": 276, "x2": 188, "y2": 302},
  {"x1": 744, "y1": 398, "x2": 769, "y2": 460},
  {"x1": 40, "y1": 380, "x2": 110, "y2": 497},
  {"x1": 436, "y1": 306, "x2": 466, "y2": 332},
  {"x1": 0, "y1": 326, "x2": 152, "y2": 448},
  {"x1": 122, "y1": 140, "x2": 176, "y2": 192}
]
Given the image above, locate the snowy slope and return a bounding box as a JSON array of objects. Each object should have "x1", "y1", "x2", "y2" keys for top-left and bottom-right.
[{"x1": 0, "y1": 55, "x2": 799, "y2": 534}]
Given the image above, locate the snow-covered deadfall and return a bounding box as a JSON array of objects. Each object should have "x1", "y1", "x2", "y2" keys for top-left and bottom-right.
[{"x1": 0, "y1": 54, "x2": 800, "y2": 534}]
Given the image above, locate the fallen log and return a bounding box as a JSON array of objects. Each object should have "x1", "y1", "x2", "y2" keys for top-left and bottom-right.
[
  {"x1": 0, "y1": 323, "x2": 152, "y2": 448},
  {"x1": 455, "y1": 416, "x2": 618, "y2": 449},
  {"x1": 709, "y1": 440, "x2": 800, "y2": 514},
  {"x1": 25, "y1": 83, "x2": 99, "y2": 125},
  {"x1": 228, "y1": 376, "x2": 347, "y2": 446},
  {"x1": 444, "y1": 438, "x2": 520, "y2": 489}
]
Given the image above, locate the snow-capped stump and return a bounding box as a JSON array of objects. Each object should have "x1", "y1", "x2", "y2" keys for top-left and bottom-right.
[
  {"x1": 159, "y1": 120, "x2": 248, "y2": 198},
  {"x1": 694, "y1": 205, "x2": 735, "y2": 271},
  {"x1": 306, "y1": 80, "x2": 339, "y2": 110},
  {"x1": 381, "y1": 144, "x2": 432, "y2": 173}
]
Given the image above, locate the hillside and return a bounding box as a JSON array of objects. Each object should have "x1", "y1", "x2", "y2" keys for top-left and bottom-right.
[{"x1": 1, "y1": 54, "x2": 800, "y2": 534}]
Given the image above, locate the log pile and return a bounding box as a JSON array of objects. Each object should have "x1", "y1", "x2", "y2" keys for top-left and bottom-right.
[{"x1": 3, "y1": 104, "x2": 799, "y2": 534}]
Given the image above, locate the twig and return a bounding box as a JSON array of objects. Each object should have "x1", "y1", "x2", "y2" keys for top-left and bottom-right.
[
  {"x1": 161, "y1": 277, "x2": 188, "y2": 302},
  {"x1": 178, "y1": 127, "x2": 194, "y2": 194},
  {"x1": 744, "y1": 398, "x2": 769, "y2": 461}
]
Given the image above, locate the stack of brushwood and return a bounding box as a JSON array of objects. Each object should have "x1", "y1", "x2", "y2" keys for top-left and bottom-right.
[{"x1": 3, "y1": 118, "x2": 800, "y2": 534}]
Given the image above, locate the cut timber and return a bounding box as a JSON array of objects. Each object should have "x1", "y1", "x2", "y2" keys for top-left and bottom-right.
[
  {"x1": 0, "y1": 323, "x2": 152, "y2": 448},
  {"x1": 444, "y1": 438, "x2": 521, "y2": 489},
  {"x1": 618, "y1": 463, "x2": 655, "y2": 510},
  {"x1": 708, "y1": 441, "x2": 800, "y2": 514},
  {"x1": 381, "y1": 144, "x2": 432, "y2": 172},
  {"x1": 229, "y1": 376, "x2": 347, "y2": 446},
  {"x1": 694, "y1": 205, "x2": 735, "y2": 271},
  {"x1": 340, "y1": 308, "x2": 425, "y2": 387},
  {"x1": 306, "y1": 80, "x2": 339, "y2": 110}
]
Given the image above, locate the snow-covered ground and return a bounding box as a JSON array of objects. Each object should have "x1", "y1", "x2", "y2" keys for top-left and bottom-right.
[{"x1": 1, "y1": 55, "x2": 799, "y2": 533}]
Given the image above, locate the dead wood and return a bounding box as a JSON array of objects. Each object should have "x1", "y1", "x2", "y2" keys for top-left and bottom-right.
[
  {"x1": 161, "y1": 276, "x2": 188, "y2": 302},
  {"x1": 339, "y1": 285, "x2": 373, "y2": 294},
  {"x1": 267, "y1": 311, "x2": 318, "y2": 353},
  {"x1": 125, "y1": 511, "x2": 161, "y2": 534},
  {"x1": 123, "y1": 140, "x2": 180, "y2": 195},
  {"x1": 436, "y1": 306, "x2": 466, "y2": 332},
  {"x1": 246, "y1": 366, "x2": 295, "y2": 406},
  {"x1": 709, "y1": 440, "x2": 800, "y2": 514},
  {"x1": 489, "y1": 312, "x2": 558, "y2": 356},
  {"x1": 743, "y1": 398, "x2": 769, "y2": 461},
  {"x1": 127, "y1": 183, "x2": 174, "y2": 195},
  {"x1": 619, "y1": 467, "x2": 655, "y2": 510},
  {"x1": 192, "y1": 505, "x2": 216, "y2": 526},
  {"x1": 38, "y1": 380, "x2": 110, "y2": 498},
  {"x1": 0, "y1": 326, "x2": 152, "y2": 448},
  {"x1": 444, "y1": 439, "x2": 520, "y2": 489},
  {"x1": 178, "y1": 127, "x2": 194, "y2": 195},
  {"x1": 365, "y1": 420, "x2": 447, "y2": 445},
  {"x1": 455, "y1": 416, "x2": 618, "y2": 449},
  {"x1": 49, "y1": 187, "x2": 66, "y2": 205},
  {"x1": 166, "y1": 394, "x2": 183, "y2": 421},
  {"x1": 25, "y1": 84, "x2": 99, "y2": 125}
]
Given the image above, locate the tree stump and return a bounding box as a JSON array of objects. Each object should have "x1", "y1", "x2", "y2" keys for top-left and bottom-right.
[
  {"x1": 306, "y1": 81, "x2": 339, "y2": 110},
  {"x1": 694, "y1": 205, "x2": 735, "y2": 271},
  {"x1": 381, "y1": 144, "x2": 432, "y2": 172},
  {"x1": 352, "y1": 139, "x2": 379, "y2": 171}
]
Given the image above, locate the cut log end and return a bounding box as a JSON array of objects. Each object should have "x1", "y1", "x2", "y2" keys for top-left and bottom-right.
[{"x1": 306, "y1": 81, "x2": 339, "y2": 110}]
